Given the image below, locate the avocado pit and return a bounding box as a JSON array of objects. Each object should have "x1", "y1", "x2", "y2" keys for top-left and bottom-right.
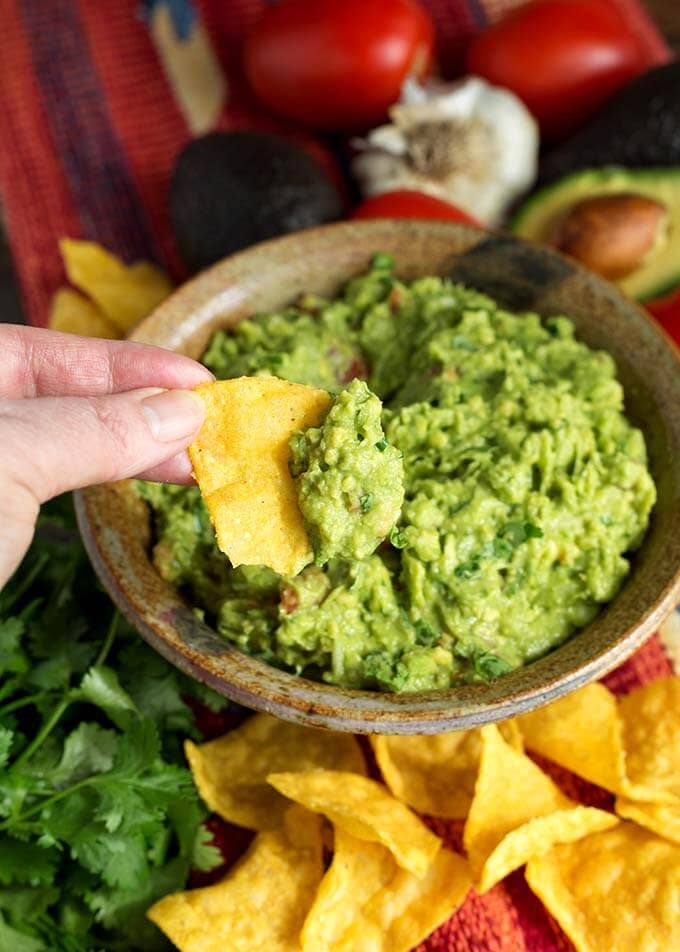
[{"x1": 547, "y1": 193, "x2": 668, "y2": 281}]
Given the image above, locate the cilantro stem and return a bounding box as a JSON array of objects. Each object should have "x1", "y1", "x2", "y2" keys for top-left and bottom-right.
[
  {"x1": 8, "y1": 614, "x2": 119, "y2": 779},
  {"x1": 0, "y1": 776, "x2": 91, "y2": 830},
  {"x1": 0, "y1": 690, "x2": 49, "y2": 718},
  {"x1": 95, "y1": 611, "x2": 120, "y2": 667},
  {"x1": 1, "y1": 551, "x2": 49, "y2": 613},
  {"x1": 13, "y1": 694, "x2": 72, "y2": 769}
]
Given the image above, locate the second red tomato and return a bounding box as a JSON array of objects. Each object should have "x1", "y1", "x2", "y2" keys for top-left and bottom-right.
[
  {"x1": 466, "y1": 0, "x2": 647, "y2": 141},
  {"x1": 351, "y1": 190, "x2": 479, "y2": 225},
  {"x1": 244, "y1": 0, "x2": 434, "y2": 132}
]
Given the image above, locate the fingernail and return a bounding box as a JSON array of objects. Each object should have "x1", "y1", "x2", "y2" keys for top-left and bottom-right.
[{"x1": 141, "y1": 389, "x2": 204, "y2": 442}]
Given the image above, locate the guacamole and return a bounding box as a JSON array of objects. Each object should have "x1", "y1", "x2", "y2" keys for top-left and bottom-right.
[
  {"x1": 290, "y1": 378, "x2": 404, "y2": 564},
  {"x1": 140, "y1": 255, "x2": 656, "y2": 691}
]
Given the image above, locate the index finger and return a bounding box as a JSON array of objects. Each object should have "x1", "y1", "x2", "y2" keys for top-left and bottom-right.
[{"x1": 1, "y1": 324, "x2": 213, "y2": 399}]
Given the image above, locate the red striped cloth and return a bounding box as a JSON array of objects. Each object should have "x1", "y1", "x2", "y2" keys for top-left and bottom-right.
[{"x1": 0, "y1": 3, "x2": 673, "y2": 950}]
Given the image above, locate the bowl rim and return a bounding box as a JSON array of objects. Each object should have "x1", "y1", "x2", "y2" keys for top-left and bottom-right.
[{"x1": 75, "y1": 219, "x2": 680, "y2": 733}]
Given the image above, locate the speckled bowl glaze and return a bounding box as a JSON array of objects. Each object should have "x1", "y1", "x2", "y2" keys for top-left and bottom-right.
[{"x1": 75, "y1": 221, "x2": 680, "y2": 734}]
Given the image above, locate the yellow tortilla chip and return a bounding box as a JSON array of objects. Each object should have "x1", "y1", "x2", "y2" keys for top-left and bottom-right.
[
  {"x1": 463, "y1": 725, "x2": 617, "y2": 892},
  {"x1": 267, "y1": 770, "x2": 441, "y2": 878},
  {"x1": 147, "y1": 805, "x2": 322, "y2": 952},
  {"x1": 526, "y1": 823, "x2": 680, "y2": 952},
  {"x1": 618, "y1": 677, "x2": 680, "y2": 804},
  {"x1": 301, "y1": 829, "x2": 395, "y2": 950},
  {"x1": 189, "y1": 377, "x2": 332, "y2": 576},
  {"x1": 60, "y1": 238, "x2": 172, "y2": 332},
  {"x1": 301, "y1": 828, "x2": 471, "y2": 952},
  {"x1": 517, "y1": 682, "x2": 668, "y2": 802},
  {"x1": 371, "y1": 720, "x2": 522, "y2": 820},
  {"x1": 615, "y1": 797, "x2": 680, "y2": 845},
  {"x1": 185, "y1": 713, "x2": 365, "y2": 831},
  {"x1": 48, "y1": 287, "x2": 121, "y2": 339}
]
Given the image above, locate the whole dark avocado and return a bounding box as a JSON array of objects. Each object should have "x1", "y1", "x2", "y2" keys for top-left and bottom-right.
[
  {"x1": 170, "y1": 131, "x2": 343, "y2": 271},
  {"x1": 540, "y1": 61, "x2": 680, "y2": 185}
]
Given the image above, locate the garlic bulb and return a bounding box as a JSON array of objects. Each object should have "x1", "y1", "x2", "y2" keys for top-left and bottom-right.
[{"x1": 352, "y1": 77, "x2": 539, "y2": 226}]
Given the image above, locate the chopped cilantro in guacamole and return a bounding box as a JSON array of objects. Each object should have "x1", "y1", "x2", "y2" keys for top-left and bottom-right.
[{"x1": 139, "y1": 256, "x2": 656, "y2": 692}]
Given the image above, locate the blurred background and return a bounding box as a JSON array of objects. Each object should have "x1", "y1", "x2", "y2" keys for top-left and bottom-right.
[{"x1": 0, "y1": 0, "x2": 678, "y2": 326}]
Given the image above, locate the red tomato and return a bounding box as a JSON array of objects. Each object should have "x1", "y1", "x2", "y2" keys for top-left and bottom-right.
[
  {"x1": 351, "y1": 190, "x2": 479, "y2": 225},
  {"x1": 244, "y1": 0, "x2": 434, "y2": 132},
  {"x1": 466, "y1": 0, "x2": 647, "y2": 141},
  {"x1": 646, "y1": 291, "x2": 680, "y2": 349}
]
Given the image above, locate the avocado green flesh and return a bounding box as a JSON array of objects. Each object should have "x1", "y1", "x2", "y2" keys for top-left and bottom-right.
[
  {"x1": 289, "y1": 378, "x2": 404, "y2": 565},
  {"x1": 139, "y1": 259, "x2": 656, "y2": 692},
  {"x1": 513, "y1": 166, "x2": 680, "y2": 301}
]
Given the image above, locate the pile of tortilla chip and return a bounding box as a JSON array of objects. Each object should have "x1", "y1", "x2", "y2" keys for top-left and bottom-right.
[
  {"x1": 48, "y1": 238, "x2": 173, "y2": 338},
  {"x1": 148, "y1": 676, "x2": 680, "y2": 952}
]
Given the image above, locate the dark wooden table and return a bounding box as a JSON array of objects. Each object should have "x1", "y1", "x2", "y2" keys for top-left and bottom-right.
[{"x1": 1, "y1": 2, "x2": 679, "y2": 326}]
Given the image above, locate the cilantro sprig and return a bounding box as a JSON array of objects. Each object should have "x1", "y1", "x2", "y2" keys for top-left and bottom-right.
[{"x1": 0, "y1": 497, "x2": 223, "y2": 951}]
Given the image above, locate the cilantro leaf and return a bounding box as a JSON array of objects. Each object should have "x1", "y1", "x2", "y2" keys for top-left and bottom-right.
[
  {"x1": 473, "y1": 653, "x2": 514, "y2": 680},
  {"x1": 52, "y1": 724, "x2": 119, "y2": 787},
  {"x1": 389, "y1": 526, "x2": 407, "y2": 549},
  {"x1": 499, "y1": 521, "x2": 543, "y2": 547},
  {"x1": 168, "y1": 799, "x2": 207, "y2": 863},
  {"x1": 71, "y1": 830, "x2": 150, "y2": 891},
  {"x1": 454, "y1": 558, "x2": 481, "y2": 579},
  {"x1": 414, "y1": 620, "x2": 438, "y2": 646},
  {"x1": 191, "y1": 824, "x2": 224, "y2": 873},
  {"x1": 0, "y1": 728, "x2": 13, "y2": 770},
  {"x1": 0, "y1": 838, "x2": 59, "y2": 886},
  {"x1": 183, "y1": 678, "x2": 228, "y2": 715},
  {"x1": 0, "y1": 618, "x2": 28, "y2": 677},
  {"x1": 0, "y1": 885, "x2": 59, "y2": 926},
  {"x1": 85, "y1": 856, "x2": 189, "y2": 951},
  {"x1": 360, "y1": 493, "x2": 373, "y2": 514},
  {"x1": 79, "y1": 666, "x2": 137, "y2": 728},
  {"x1": 371, "y1": 252, "x2": 394, "y2": 270},
  {"x1": 110, "y1": 718, "x2": 160, "y2": 778},
  {"x1": 0, "y1": 914, "x2": 46, "y2": 952},
  {"x1": 117, "y1": 642, "x2": 197, "y2": 735}
]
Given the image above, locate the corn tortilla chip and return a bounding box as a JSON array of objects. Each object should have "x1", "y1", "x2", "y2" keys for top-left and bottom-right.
[
  {"x1": 463, "y1": 725, "x2": 617, "y2": 892},
  {"x1": 526, "y1": 823, "x2": 680, "y2": 952},
  {"x1": 517, "y1": 683, "x2": 669, "y2": 802},
  {"x1": 618, "y1": 677, "x2": 680, "y2": 804},
  {"x1": 336, "y1": 847, "x2": 470, "y2": 952},
  {"x1": 267, "y1": 770, "x2": 441, "y2": 878},
  {"x1": 48, "y1": 287, "x2": 120, "y2": 339},
  {"x1": 60, "y1": 238, "x2": 172, "y2": 332},
  {"x1": 189, "y1": 377, "x2": 332, "y2": 576},
  {"x1": 301, "y1": 829, "x2": 395, "y2": 950},
  {"x1": 615, "y1": 797, "x2": 680, "y2": 845},
  {"x1": 185, "y1": 714, "x2": 365, "y2": 831},
  {"x1": 147, "y1": 805, "x2": 322, "y2": 952},
  {"x1": 302, "y1": 828, "x2": 471, "y2": 952},
  {"x1": 371, "y1": 720, "x2": 522, "y2": 820}
]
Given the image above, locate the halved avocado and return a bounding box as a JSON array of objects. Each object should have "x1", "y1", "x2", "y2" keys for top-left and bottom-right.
[{"x1": 513, "y1": 167, "x2": 680, "y2": 301}]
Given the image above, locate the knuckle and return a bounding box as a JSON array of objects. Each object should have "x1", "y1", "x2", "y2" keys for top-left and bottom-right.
[{"x1": 89, "y1": 397, "x2": 140, "y2": 459}]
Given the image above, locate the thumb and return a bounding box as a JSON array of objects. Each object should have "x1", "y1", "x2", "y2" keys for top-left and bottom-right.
[{"x1": 3, "y1": 387, "x2": 205, "y2": 502}]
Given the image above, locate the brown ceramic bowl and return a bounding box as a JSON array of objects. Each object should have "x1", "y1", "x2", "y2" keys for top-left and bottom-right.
[{"x1": 75, "y1": 221, "x2": 680, "y2": 733}]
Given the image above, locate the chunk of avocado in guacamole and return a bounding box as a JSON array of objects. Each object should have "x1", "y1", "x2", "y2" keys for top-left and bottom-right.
[
  {"x1": 289, "y1": 378, "x2": 404, "y2": 564},
  {"x1": 139, "y1": 254, "x2": 656, "y2": 692}
]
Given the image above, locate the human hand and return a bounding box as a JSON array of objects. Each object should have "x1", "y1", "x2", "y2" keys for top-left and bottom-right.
[{"x1": 0, "y1": 325, "x2": 213, "y2": 586}]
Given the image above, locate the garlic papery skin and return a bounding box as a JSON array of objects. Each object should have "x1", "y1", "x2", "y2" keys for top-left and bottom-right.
[{"x1": 352, "y1": 77, "x2": 539, "y2": 226}]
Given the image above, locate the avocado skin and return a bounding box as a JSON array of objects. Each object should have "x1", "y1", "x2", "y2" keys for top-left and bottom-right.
[
  {"x1": 513, "y1": 166, "x2": 680, "y2": 301},
  {"x1": 171, "y1": 131, "x2": 343, "y2": 271},
  {"x1": 540, "y1": 62, "x2": 680, "y2": 185}
]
